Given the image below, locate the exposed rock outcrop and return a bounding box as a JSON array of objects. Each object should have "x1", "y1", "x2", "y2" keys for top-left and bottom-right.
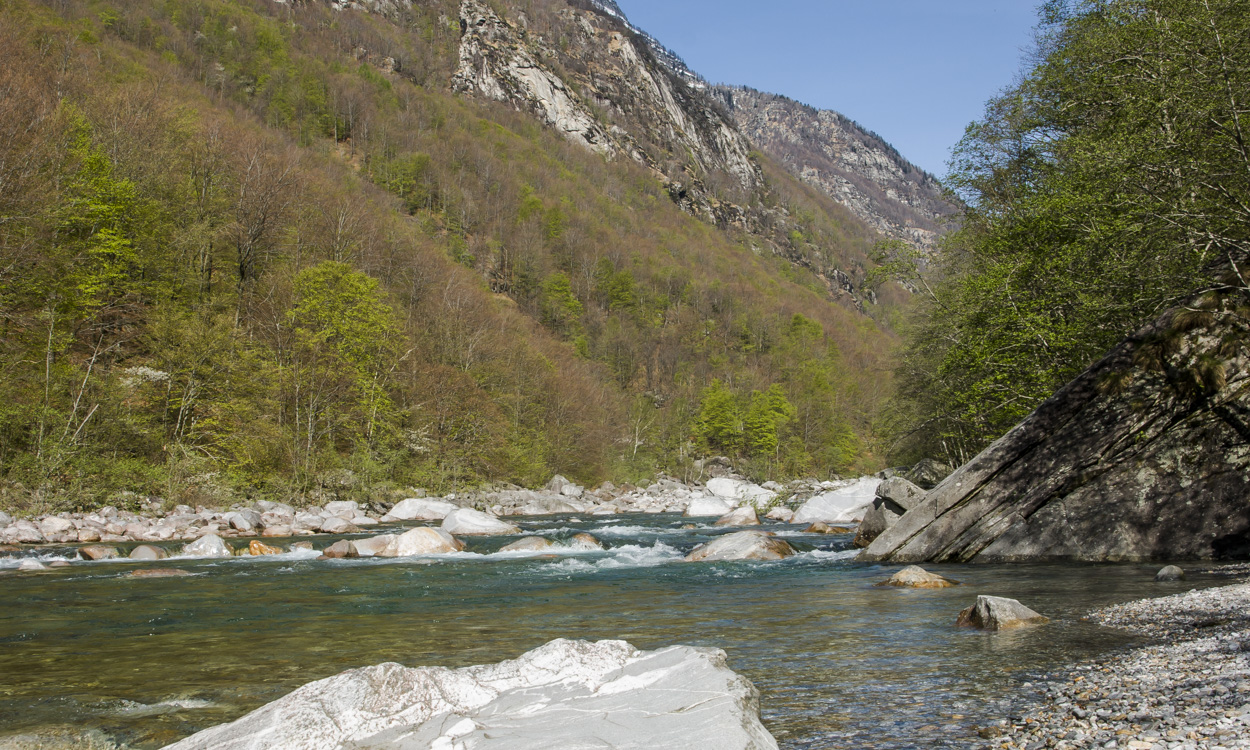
[
  {"x1": 956, "y1": 595, "x2": 1048, "y2": 631},
  {"x1": 684, "y1": 530, "x2": 796, "y2": 562},
  {"x1": 861, "y1": 291, "x2": 1250, "y2": 563},
  {"x1": 163, "y1": 639, "x2": 778, "y2": 750}
]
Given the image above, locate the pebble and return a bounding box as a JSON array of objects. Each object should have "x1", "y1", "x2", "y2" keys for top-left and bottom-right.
[{"x1": 969, "y1": 579, "x2": 1250, "y2": 750}]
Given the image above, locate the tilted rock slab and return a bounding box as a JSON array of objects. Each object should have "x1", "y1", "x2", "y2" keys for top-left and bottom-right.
[
  {"x1": 956, "y1": 595, "x2": 1049, "y2": 631},
  {"x1": 861, "y1": 296, "x2": 1250, "y2": 563},
  {"x1": 162, "y1": 638, "x2": 779, "y2": 750}
]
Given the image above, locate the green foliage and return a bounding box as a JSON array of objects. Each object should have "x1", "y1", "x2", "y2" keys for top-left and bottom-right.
[
  {"x1": 695, "y1": 380, "x2": 741, "y2": 454},
  {"x1": 743, "y1": 385, "x2": 796, "y2": 458},
  {"x1": 538, "y1": 272, "x2": 582, "y2": 335}
]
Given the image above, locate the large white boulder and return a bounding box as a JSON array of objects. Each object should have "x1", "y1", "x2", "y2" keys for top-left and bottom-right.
[
  {"x1": 441, "y1": 508, "x2": 520, "y2": 536},
  {"x1": 705, "y1": 478, "x2": 776, "y2": 506},
  {"x1": 792, "y1": 477, "x2": 882, "y2": 525},
  {"x1": 163, "y1": 639, "x2": 778, "y2": 750},
  {"x1": 385, "y1": 527, "x2": 464, "y2": 556},
  {"x1": 181, "y1": 533, "x2": 233, "y2": 558},
  {"x1": 383, "y1": 497, "x2": 459, "y2": 522},
  {"x1": 684, "y1": 530, "x2": 797, "y2": 562},
  {"x1": 713, "y1": 506, "x2": 760, "y2": 527},
  {"x1": 683, "y1": 496, "x2": 734, "y2": 517}
]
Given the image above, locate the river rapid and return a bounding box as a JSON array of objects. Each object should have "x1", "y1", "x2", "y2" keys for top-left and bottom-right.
[{"x1": 0, "y1": 513, "x2": 1219, "y2": 748}]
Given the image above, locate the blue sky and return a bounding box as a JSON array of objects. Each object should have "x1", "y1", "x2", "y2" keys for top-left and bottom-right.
[{"x1": 612, "y1": 1, "x2": 1041, "y2": 178}]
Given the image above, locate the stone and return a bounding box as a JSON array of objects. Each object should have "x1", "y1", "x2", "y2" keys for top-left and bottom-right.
[
  {"x1": 76, "y1": 527, "x2": 102, "y2": 543},
  {"x1": 764, "y1": 506, "x2": 794, "y2": 523},
  {"x1": 78, "y1": 545, "x2": 120, "y2": 561},
  {"x1": 323, "y1": 500, "x2": 360, "y2": 517},
  {"x1": 567, "y1": 532, "x2": 604, "y2": 550},
  {"x1": 705, "y1": 477, "x2": 776, "y2": 506},
  {"x1": 793, "y1": 477, "x2": 882, "y2": 525},
  {"x1": 956, "y1": 595, "x2": 1049, "y2": 631},
  {"x1": 386, "y1": 527, "x2": 465, "y2": 556},
  {"x1": 684, "y1": 530, "x2": 797, "y2": 562},
  {"x1": 874, "y1": 565, "x2": 960, "y2": 588},
  {"x1": 902, "y1": 459, "x2": 953, "y2": 490},
  {"x1": 862, "y1": 293, "x2": 1250, "y2": 563},
  {"x1": 0, "y1": 510, "x2": 10, "y2": 526},
  {"x1": 223, "y1": 512, "x2": 255, "y2": 532},
  {"x1": 714, "y1": 506, "x2": 761, "y2": 527},
  {"x1": 382, "y1": 497, "x2": 460, "y2": 522},
  {"x1": 545, "y1": 474, "x2": 574, "y2": 493},
  {"x1": 852, "y1": 502, "x2": 902, "y2": 548},
  {"x1": 247, "y1": 540, "x2": 282, "y2": 556},
  {"x1": 349, "y1": 535, "x2": 395, "y2": 558},
  {"x1": 162, "y1": 638, "x2": 779, "y2": 750},
  {"x1": 876, "y1": 476, "x2": 926, "y2": 512},
  {"x1": 441, "y1": 508, "x2": 520, "y2": 536},
  {"x1": 350, "y1": 516, "x2": 379, "y2": 527},
  {"x1": 181, "y1": 533, "x2": 233, "y2": 558},
  {"x1": 131, "y1": 568, "x2": 192, "y2": 578},
  {"x1": 684, "y1": 496, "x2": 734, "y2": 517},
  {"x1": 499, "y1": 536, "x2": 555, "y2": 552},
  {"x1": 291, "y1": 541, "x2": 315, "y2": 551},
  {"x1": 317, "y1": 516, "x2": 359, "y2": 535},
  {"x1": 39, "y1": 516, "x2": 76, "y2": 536},
  {"x1": 322, "y1": 540, "x2": 359, "y2": 559},
  {"x1": 261, "y1": 525, "x2": 292, "y2": 538},
  {"x1": 1155, "y1": 565, "x2": 1186, "y2": 582},
  {"x1": 17, "y1": 559, "x2": 47, "y2": 571},
  {"x1": 129, "y1": 544, "x2": 167, "y2": 561}
]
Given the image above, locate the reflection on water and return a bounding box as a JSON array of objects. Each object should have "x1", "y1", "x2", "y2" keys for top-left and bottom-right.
[{"x1": 0, "y1": 514, "x2": 1216, "y2": 748}]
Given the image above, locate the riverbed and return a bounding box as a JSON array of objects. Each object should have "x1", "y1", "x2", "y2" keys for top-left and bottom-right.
[{"x1": 0, "y1": 514, "x2": 1222, "y2": 748}]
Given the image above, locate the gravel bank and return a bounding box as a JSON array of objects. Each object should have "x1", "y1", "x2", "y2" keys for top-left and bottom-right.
[{"x1": 973, "y1": 579, "x2": 1250, "y2": 750}]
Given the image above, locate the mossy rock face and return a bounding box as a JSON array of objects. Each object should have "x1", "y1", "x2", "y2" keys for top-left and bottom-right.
[{"x1": 863, "y1": 290, "x2": 1250, "y2": 564}]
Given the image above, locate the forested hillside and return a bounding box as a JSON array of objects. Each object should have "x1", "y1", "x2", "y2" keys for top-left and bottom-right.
[
  {"x1": 0, "y1": 0, "x2": 908, "y2": 512},
  {"x1": 885, "y1": 0, "x2": 1250, "y2": 465}
]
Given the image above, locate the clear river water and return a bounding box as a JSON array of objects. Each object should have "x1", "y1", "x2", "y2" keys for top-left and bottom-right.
[{"x1": 0, "y1": 514, "x2": 1220, "y2": 748}]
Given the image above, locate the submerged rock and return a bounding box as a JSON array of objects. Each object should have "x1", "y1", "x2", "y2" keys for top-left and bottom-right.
[
  {"x1": 499, "y1": 536, "x2": 555, "y2": 552},
  {"x1": 17, "y1": 559, "x2": 47, "y2": 571},
  {"x1": 163, "y1": 638, "x2": 778, "y2": 750},
  {"x1": 130, "y1": 568, "x2": 192, "y2": 578},
  {"x1": 441, "y1": 509, "x2": 520, "y2": 536},
  {"x1": 713, "y1": 506, "x2": 760, "y2": 527},
  {"x1": 874, "y1": 565, "x2": 959, "y2": 589},
  {"x1": 684, "y1": 531, "x2": 797, "y2": 562},
  {"x1": 181, "y1": 534, "x2": 232, "y2": 558},
  {"x1": 128, "y1": 544, "x2": 167, "y2": 561},
  {"x1": 956, "y1": 595, "x2": 1049, "y2": 631},
  {"x1": 1156, "y1": 565, "x2": 1186, "y2": 582}
]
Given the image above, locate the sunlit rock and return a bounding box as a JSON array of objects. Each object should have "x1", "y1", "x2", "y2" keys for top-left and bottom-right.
[
  {"x1": 684, "y1": 530, "x2": 796, "y2": 562},
  {"x1": 683, "y1": 496, "x2": 734, "y2": 517},
  {"x1": 499, "y1": 536, "x2": 555, "y2": 552},
  {"x1": 956, "y1": 595, "x2": 1048, "y2": 631},
  {"x1": 181, "y1": 533, "x2": 233, "y2": 558},
  {"x1": 382, "y1": 497, "x2": 459, "y2": 522},
  {"x1": 128, "y1": 544, "x2": 167, "y2": 561},
  {"x1": 441, "y1": 509, "x2": 520, "y2": 536},
  {"x1": 874, "y1": 565, "x2": 959, "y2": 589},
  {"x1": 247, "y1": 540, "x2": 282, "y2": 556},
  {"x1": 78, "y1": 545, "x2": 119, "y2": 561},
  {"x1": 567, "y1": 532, "x2": 604, "y2": 550},
  {"x1": 385, "y1": 527, "x2": 464, "y2": 556},
  {"x1": 792, "y1": 477, "x2": 882, "y2": 525},
  {"x1": 713, "y1": 506, "x2": 760, "y2": 527}
]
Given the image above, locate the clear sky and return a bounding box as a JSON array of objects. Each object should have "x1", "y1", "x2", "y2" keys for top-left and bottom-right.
[{"x1": 612, "y1": 1, "x2": 1041, "y2": 179}]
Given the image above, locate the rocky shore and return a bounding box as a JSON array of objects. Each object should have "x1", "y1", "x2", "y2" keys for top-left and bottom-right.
[{"x1": 973, "y1": 579, "x2": 1250, "y2": 750}]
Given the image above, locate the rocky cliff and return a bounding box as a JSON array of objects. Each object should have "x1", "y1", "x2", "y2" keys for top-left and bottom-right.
[
  {"x1": 860, "y1": 282, "x2": 1250, "y2": 562},
  {"x1": 714, "y1": 87, "x2": 956, "y2": 253}
]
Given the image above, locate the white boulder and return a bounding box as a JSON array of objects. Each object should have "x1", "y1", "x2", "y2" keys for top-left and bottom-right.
[
  {"x1": 713, "y1": 506, "x2": 760, "y2": 527},
  {"x1": 181, "y1": 533, "x2": 233, "y2": 558},
  {"x1": 383, "y1": 497, "x2": 459, "y2": 522},
  {"x1": 683, "y1": 496, "x2": 734, "y2": 517},
  {"x1": 764, "y1": 506, "x2": 794, "y2": 523},
  {"x1": 323, "y1": 500, "x2": 359, "y2": 517},
  {"x1": 163, "y1": 639, "x2": 778, "y2": 750},
  {"x1": 705, "y1": 478, "x2": 776, "y2": 506},
  {"x1": 792, "y1": 477, "x2": 882, "y2": 525},
  {"x1": 441, "y1": 509, "x2": 520, "y2": 536},
  {"x1": 684, "y1": 531, "x2": 797, "y2": 562},
  {"x1": 386, "y1": 527, "x2": 464, "y2": 556}
]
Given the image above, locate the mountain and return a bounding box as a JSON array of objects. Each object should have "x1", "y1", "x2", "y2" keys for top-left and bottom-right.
[
  {"x1": 713, "y1": 87, "x2": 956, "y2": 254},
  {"x1": 0, "y1": 0, "x2": 932, "y2": 510}
]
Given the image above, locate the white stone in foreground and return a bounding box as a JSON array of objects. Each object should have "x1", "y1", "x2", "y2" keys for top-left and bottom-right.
[
  {"x1": 441, "y1": 508, "x2": 520, "y2": 536},
  {"x1": 383, "y1": 497, "x2": 459, "y2": 522},
  {"x1": 163, "y1": 639, "x2": 778, "y2": 750},
  {"x1": 792, "y1": 477, "x2": 882, "y2": 525}
]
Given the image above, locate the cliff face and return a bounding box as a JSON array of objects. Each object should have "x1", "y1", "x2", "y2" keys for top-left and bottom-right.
[
  {"x1": 860, "y1": 285, "x2": 1250, "y2": 563},
  {"x1": 714, "y1": 87, "x2": 956, "y2": 253}
]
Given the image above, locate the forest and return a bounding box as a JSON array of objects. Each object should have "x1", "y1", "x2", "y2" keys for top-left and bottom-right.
[{"x1": 0, "y1": 0, "x2": 898, "y2": 512}]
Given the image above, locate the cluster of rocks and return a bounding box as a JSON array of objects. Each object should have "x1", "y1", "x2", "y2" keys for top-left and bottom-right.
[{"x1": 970, "y1": 581, "x2": 1250, "y2": 750}]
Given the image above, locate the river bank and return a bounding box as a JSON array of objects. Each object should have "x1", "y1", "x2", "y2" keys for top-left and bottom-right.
[{"x1": 973, "y1": 574, "x2": 1250, "y2": 750}]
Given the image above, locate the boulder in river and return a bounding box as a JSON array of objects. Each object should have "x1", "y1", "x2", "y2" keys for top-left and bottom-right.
[
  {"x1": 161, "y1": 638, "x2": 779, "y2": 750},
  {"x1": 714, "y1": 506, "x2": 760, "y2": 527},
  {"x1": 1156, "y1": 565, "x2": 1186, "y2": 582},
  {"x1": 956, "y1": 595, "x2": 1049, "y2": 631},
  {"x1": 499, "y1": 536, "x2": 555, "y2": 552},
  {"x1": 128, "y1": 544, "x2": 167, "y2": 561},
  {"x1": 17, "y1": 559, "x2": 47, "y2": 571},
  {"x1": 79, "y1": 545, "x2": 120, "y2": 561},
  {"x1": 382, "y1": 497, "x2": 459, "y2": 522},
  {"x1": 764, "y1": 506, "x2": 794, "y2": 523},
  {"x1": 181, "y1": 533, "x2": 233, "y2": 558},
  {"x1": 348, "y1": 535, "x2": 394, "y2": 558},
  {"x1": 684, "y1": 530, "x2": 797, "y2": 562},
  {"x1": 792, "y1": 477, "x2": 882, "y2": 525},
  {"x1": 874, "y1": 565, "x2": 959, "y2": 589},
  {"x1": 385, "y1": 526, "x2": 464, "y2": 556},
  {"x1": 861, "y1": 291, "x2": 1250, "y2": 563},
  {"x1": 684, "y1": 496, "x2": 734, "y2": 517},
  {"x1": 441, "y1": 508, "x2": 520, "y2": 536},
  {"x1": 567, "y1": 532, "x2": 604, "y2": 551},
  {"x1": 130, "y1": 568, "x2": 192, "y2": 578},
  {"x1": 247, "y1": 540, "x2": 282, "y2": 556},
  {"x1": 317, "y1": 516, "x2": 359, "y2": 535},
  {"x1": 322, "y1": 540, "x2": 359, "y2": 559}
]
